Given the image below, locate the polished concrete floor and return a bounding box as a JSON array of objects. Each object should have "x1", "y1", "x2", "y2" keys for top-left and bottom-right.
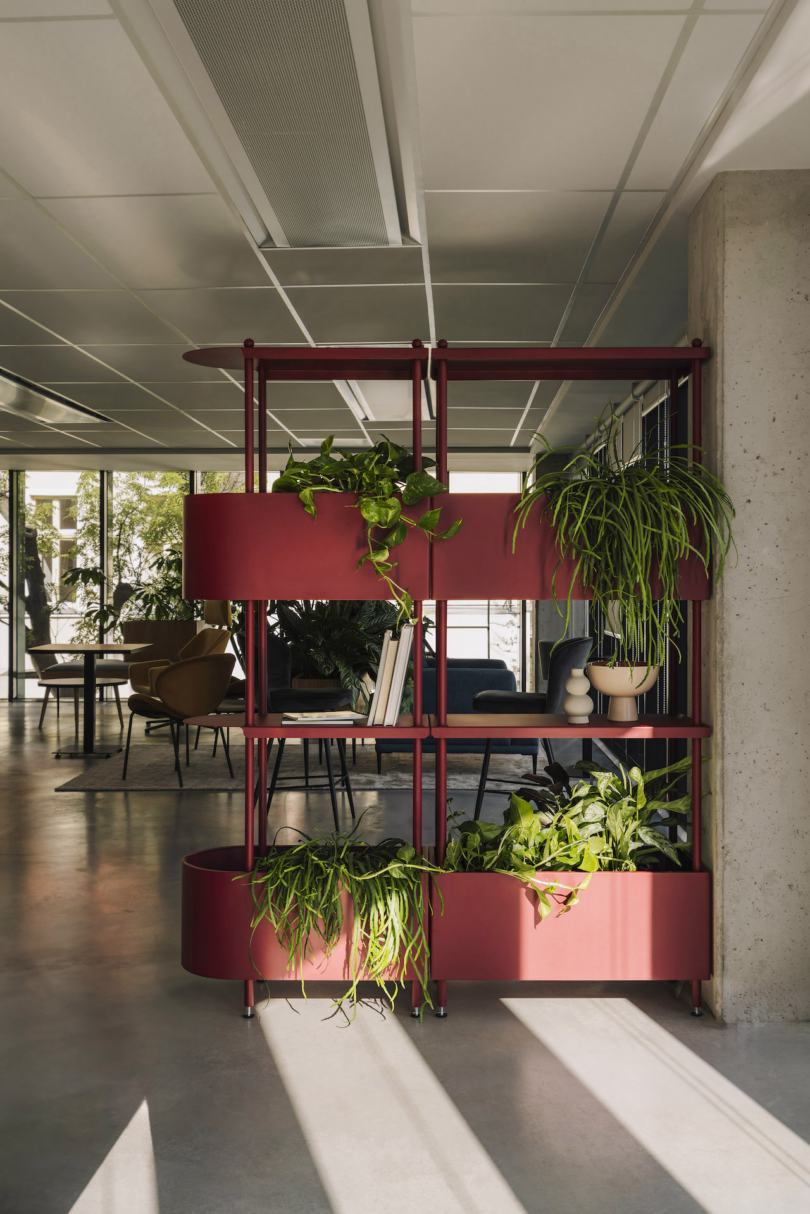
[{"x1": 2, "y1": 703, "x2": 810, "y2": 1214}]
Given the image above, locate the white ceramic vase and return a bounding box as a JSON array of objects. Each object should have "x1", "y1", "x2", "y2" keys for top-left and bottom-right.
[{"x1": 563, "y1": 667, "x2": 594, "y2": 724}]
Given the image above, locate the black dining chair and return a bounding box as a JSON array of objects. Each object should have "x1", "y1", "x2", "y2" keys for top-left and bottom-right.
[{"x1": 470, "y1": 636, "x2": 594, "y2": 820}]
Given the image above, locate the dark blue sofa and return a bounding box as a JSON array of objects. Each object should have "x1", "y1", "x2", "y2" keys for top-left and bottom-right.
[{"x1": 375, "y1": 661, "x2": 539, "y2": 772}]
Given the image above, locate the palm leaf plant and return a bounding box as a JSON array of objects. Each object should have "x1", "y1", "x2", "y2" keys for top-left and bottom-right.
[
  {"x1": 268, "y1": 599, "x2": 402, "y2": 711},
  {"x1": 246, "y1": 819, "x2": 441, "y2": 1016},
  {"x1": 513, "y1": 420, "x2": 735, "y2": 667},
  {"x1": 273, "y1": 436, "x2": 461, "y2": 625},
  {"x1": 443, "y1": 756, "x2": 694, "y2": 919}
]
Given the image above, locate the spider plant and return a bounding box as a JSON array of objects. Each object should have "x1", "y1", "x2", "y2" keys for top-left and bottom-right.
[
  {"x1": 273, "y1": 436, "x2": 461, "y2": 625},
  {"x1": 444, "y1": 756, "x2": 694, "y2": 917},
  {"x1": 513, "y1": 420, "x2": 735, "y2": 668},
  {"x1": 246, "y1": 819, "x2": 440, "y2": 1015}
]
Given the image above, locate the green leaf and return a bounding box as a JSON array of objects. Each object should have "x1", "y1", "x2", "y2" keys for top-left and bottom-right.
[
  {"x1": 434, "y1": 519, "x2": 463, "y2": 540},
  {"x1": 385, "y1": 520, "x2": 408, "y2": 548},
  {"x1": 417, "y1": 508, "x2": 442, "y2": 532},
  {"x1": 402, "y1": 470, "x2": 446, "y2": 505},
  {"x1": 320, "y1": 435, "x2": 334, "y2": 457}
]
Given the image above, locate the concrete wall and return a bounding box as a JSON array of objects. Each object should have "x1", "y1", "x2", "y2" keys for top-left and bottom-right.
[{"x1": 688, "y1": 170, "x2": 810, "y2": 1022}]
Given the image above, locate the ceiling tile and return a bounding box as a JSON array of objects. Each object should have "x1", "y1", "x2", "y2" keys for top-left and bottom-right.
[
  {"x1": 0, "y1": 2, "x2": 111, "y2": 14},
  {"x1": 0, "y1": 345, "x2": 124, "y2": 382},
  {"x1": 285, "y1": 286, "x2": 430, "y2": 344},
  {"x1": 415, "y1": 15, "x2": 685, "y2": 189},
  {"x1": 0, "y1": 291, "x2": 180, "y2": 345},
  {"x1": 262, "y1": 247, "x2": 425, "y2": 286},
  {"x1": 543, "y1": 380, "x2": 635, "y2": 449},
  {"x1": 427, "y1": 191, "x2": 610, "y2": 283},
  {"x1": 627, "y1": 14, "x2": 765, "y2": 190},
  {"x1": 142, "y1": 382, "x2": 242, "y2": 411},
  {"x1": 42, "y1": 195, "x2": 268, "y2": 290},
  {"x1": 445, "y1": 381, "x2": 534, "y2": 409},
  {"x1": 44, "y1": 382, "x2": 165, "y2": 413},
  {"x1": 86, "y1": 409, "x2": 180, "y2": 432},
  {"x1": 433, "y1": 285, "x2": 572, "y2": 342},
  {"x1": 55, "y1": 427, "x2": 164, "y2": 448},
  {"x1": 0, "y1": 21, "x2": 213, "y2": 196},
  {"x1": 0, "y1": 428, "x2": 103, "y2": 449},
  {"x1": 0, "y1": 201, "x2": 118, "y2": 289},
  {"x1": 586, "y1": 192, "x2": 665, "y2": 283},
  {"x1": 122, "y1": 429, "x2": 234, "y2": 450},
  {"x1": 413, "y1": 1, "x2": 689, "y2": 10},
  {"x1": 560, "y1": 283, "x2": 614, "y2": 342},
  {"x1": 596, "y1": 219, "x2": 687, "y2": 347},
  {"x1": 138, "y1": 288, "x2": 305, "y2": 345},
  {"x1": 79, "y1": 346, "x2": 228, "y2": 382},
  {"x1": 0, "y1": 305, "x2": 66, "y2": 344}
]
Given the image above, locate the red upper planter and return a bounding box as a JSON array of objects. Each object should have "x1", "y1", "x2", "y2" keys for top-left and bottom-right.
[
  {"x1": 431, "y1": 494, "x2": 711, "y2": 601},
  {"x1": 183, "y1": 492, "x2": 431, "y2": 601}
]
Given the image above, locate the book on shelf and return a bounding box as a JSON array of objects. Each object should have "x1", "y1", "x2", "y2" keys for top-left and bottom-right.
[
  {"x1": 383, "y1": 624, "x2": 414, "y2": 726},
  {"x1": 371, "y1": 631, "x2": 399, "y2": 725},
  {"x1": 281, "y1": 710, "x2": 366, "y2": 725},
  {"x1": 365, "y1": 629, "x2": 391, "y2": 726}
]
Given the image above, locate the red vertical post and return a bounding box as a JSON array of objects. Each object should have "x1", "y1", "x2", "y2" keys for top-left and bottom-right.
[
  {"x1": 257, "y1": 363, "x2": 268, "y2": 854},
  {"x1": 258, "y1": 362, "x2": 267, "y2": 494},
  {"x1": 243, "y1": 342, "x2": 256, "y2": 1016},
  {"x1": 690, "y1": 344, "x2": 703, "y2": 1016},
  {"x1": 435, "y1": 343, "x2": 449, "y2": 1020},
  {"x1": 412, "y1": 345, "x2": 423, "y2": 854}
]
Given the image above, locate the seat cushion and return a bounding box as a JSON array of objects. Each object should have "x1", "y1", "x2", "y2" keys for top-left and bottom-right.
[
  {"x1": 41, "y1": 659, "x2": 131, "y2": 679},
  {"x1": 127, "y1": 693, "x2": 175, "y2": 721},
  {"x1": 270, "y1": 687, "x2": 353, "y2": 713},
  {"x1": 473, "y1": 689, "x2": 548, "y2": 714}
]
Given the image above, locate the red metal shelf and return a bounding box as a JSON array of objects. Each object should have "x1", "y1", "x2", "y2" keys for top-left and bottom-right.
[
  {"x1": 430, "y1": 713, "x2": 711, "y2": 740},
  {"x1": 183, "y1": 344, "x2": 429, "y2": 379},
  {"x1": 185, "y1": 712, "x2": 430, "y2": 740},
  {"x1": 431, "y1": 344, "x2": 711, "y2": 382}
]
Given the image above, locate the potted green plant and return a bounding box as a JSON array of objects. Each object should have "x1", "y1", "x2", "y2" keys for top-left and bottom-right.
[
  {"x1": 513, "y1": 422, "x2": 734, "y2": 700},
  {"x1": 273, "y1": 437, "x2": 461, "y2": 624},
  {"x1": 431, "y1": 757, "x2": 710, "y2": 982},
  {"x1": 268, "y1": 599, "x2": 401, "y2": 711}
]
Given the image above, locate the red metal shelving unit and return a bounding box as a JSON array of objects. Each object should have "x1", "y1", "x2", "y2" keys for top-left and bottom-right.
[{"x1": 180, "y1": 336, "x2": 712, "y2": 1018}]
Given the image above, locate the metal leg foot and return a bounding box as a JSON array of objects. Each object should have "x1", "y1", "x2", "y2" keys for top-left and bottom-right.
[
  {"x1": 411, "y1": 1007, "x2": 421, "y2": 1018},
  {"x1": 243, "y1": 980, "x2": 254, "y2": 1018},
  {"x1": 691, "y1": 1007, "x2": 703, "y2": 1017},
  {"x1": 435, "y1": 1007, "x2": 447, "y2": 1018},
  {"x1": 691, "y1": 978, "x2": 703, "y2": 1016}
]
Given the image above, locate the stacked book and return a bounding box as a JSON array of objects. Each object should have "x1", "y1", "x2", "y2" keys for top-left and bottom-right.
[
  {"x1": 281, "y1": 710, "x2": 366, "y2": 727},
  {"x1": 366, "y1": 625, "x2": 414, "y2": 727}
]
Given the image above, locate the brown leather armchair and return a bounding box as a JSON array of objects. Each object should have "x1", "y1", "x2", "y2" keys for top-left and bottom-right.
[
  {"x1": 129, "y1": 600, "x2": 232, "y2": 695},
  {"x1": 124, "y1": 652, "x2": 235, "y2": 787}
]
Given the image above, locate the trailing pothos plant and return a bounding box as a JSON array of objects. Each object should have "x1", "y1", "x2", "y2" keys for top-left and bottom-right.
[
  {"x1": 273, "y1": 437, "x2": 462, "y2": 625},
  {"x1": 443, "y1": 756, "x2": 695, "y2": 919},
  {"x1": 513, "y1": 419, "x2": 735, "y2": 668},
  {"x1": 245, "y1": 819, "x2": 441, "y2": 1017}
]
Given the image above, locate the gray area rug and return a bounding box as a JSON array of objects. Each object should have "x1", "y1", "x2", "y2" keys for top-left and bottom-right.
[{"x1": 55, "y1": 737, "x2": 546, "y2": 792}]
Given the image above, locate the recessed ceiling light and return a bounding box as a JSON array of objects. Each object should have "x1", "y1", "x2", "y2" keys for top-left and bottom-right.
[{"x1": 0, "y1": 369, "x2": 109, "y2": 426}]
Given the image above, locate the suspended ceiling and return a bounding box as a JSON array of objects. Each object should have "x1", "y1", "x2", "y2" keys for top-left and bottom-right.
[{"x1": 0, "y1": 0, "x2": 807, "y2": 471}]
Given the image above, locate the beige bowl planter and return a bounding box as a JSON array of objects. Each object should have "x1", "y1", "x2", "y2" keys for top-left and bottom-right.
[{"x1": 586, "y1": 662, "x2": 660, "y2": 722}]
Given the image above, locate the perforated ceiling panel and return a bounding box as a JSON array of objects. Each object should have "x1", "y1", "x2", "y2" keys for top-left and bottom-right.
[{"x1": 173, "y1": 0, "x2": 388, "y2": 247}]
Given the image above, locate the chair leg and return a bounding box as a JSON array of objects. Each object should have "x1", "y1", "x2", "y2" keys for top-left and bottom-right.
[
  {"x1": 113, "y1": 685, "x2": 124, "y2": 729},
  {"x1": 474, "y1": 740, "x2": 493, "y2": 821},
  {"x1": 212, "y1": 728, "x2": 218, "y2": 757},
  {"x1": 221, "y1": 728, "x2": 234, "y2": 778},
  {"x1": 318, "y1": 738, "x2": 323, "y2": 765},
  {"x1": 74, "y1": 688, "x2": 79, "y2": 737},
  {"x1": 171, "y1": 720, "x2": 184, "y2": 788},
  {"x1": 185, "y1": 723, "x2": 190, "y2": 766},
  {"x1": 377, "y1": 750, "x2": 382, "y2": 775},
  {"x1": 323, "y1": 739, "x2": 340, "y2": 831},
  {"x1": 532, "y1": 753, "x2": 538, "y2": 774},
  {"x1": 267, "y1": 738, "x2": 285, "y2": 810},
  {"x1": 303, "y1": 738, "x2": 309, "y2": 787},
  {"x1": 56, "y1": 686, "x2": 60, "y2": 719},
  {"x1": 122, "y1": 713, "x2": 135, "y2": 780},
  {"x1": 336, "y1": 738, "x2": 355, "y2": 820},
  {"x1": 38, "y1": 686, "x2": 50, "y2": 729},
  {"x1": 582, "y1": 738, "x2": 593, "y2": 764},
  {"x1": 542, "y1": 738, "x2": 555, "y2": 767},
  {"x1": 352, "y1": 737, "x2": 356, "y2": 765},
  {"x1": 194, "y1": 726, "x2": 201, "y2": 751}
]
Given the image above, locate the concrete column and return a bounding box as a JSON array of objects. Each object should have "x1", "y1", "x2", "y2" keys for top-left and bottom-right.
[{"x1": 688, "y1": 170, "x2": 810, "y2": 1022}]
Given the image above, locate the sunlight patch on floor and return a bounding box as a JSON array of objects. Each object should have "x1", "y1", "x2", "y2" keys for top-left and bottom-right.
[
  {"x1": 259, "y1": 998, "x2": 526, "y2": 1214},
  {"x1": 68, "y1": 1100, "x2": 159, "y2": 1214},
  {"x1": 503, "y1": 997, "x2": 810, "y2": 1214}
]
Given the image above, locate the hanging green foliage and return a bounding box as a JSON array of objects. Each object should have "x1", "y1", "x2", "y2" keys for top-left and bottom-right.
[
  {"x1": 273, "y1": 437, "x2": 461, "y2": 626},
  {"x1": 513, "y1": 420, "x2": 735, "y2": 666},
  {"x1": 245, "y1": 820, "x2": 441, "y2": 1016}
]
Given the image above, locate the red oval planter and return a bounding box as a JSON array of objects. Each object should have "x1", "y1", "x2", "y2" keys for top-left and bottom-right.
[
  {"x1": 430, "y1": 869, "x2": 711, "y2": 982},
  {"x1": 181, "y1": 846, "x2": 423, "y2": 983},
  {"x1": 183, "y1": 492, "x2": 431, "y2": 601}
]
